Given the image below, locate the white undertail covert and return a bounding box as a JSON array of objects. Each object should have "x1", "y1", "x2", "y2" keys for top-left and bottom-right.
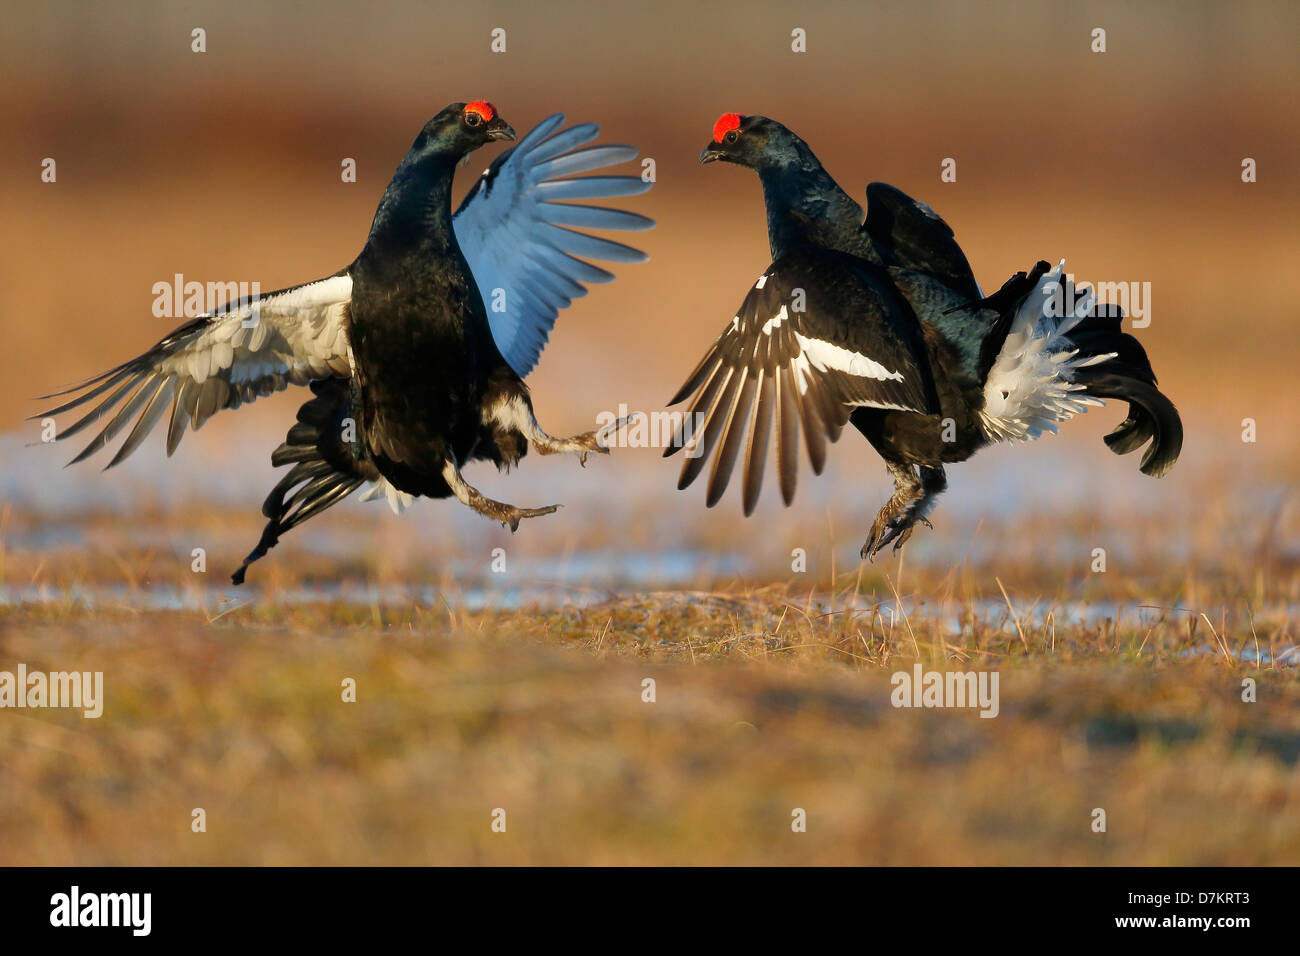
[{"x1": 979, "y1": 260, "x2": 1115, "y2": 444}]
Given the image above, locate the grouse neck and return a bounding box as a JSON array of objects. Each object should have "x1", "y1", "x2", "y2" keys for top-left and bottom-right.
[
  {"x1": 757, "y1": 160, "x2": 864, "y2": 261},
  {"x1": 364, "y1": 152, "x2": 462, "y2": 262}
]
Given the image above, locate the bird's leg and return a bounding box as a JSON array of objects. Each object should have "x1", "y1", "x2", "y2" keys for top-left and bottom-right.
[
  {"x1": 440, "y1": 455, "x2": 558, "y2": 532},
  {"x1": 895, "y1": 465, "x2": 946, "y2": 544},
  {"x1": 496, "y1": 395, "x2": 633, "y2": 467},
  {"x1": 861, "y1": 465, "x2": 947, "y2": 559},
  {"x1": 861, "y1": 462, "x2": 922, "y2": 558}
]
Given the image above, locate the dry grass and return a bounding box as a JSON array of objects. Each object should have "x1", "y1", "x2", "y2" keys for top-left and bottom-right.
[
  {"x1": 2, "y1": 548, "x2": 1297, "y2": 865},
  {"x1": 3, "y1": 369, "x2": 1296, "y2": 865}
]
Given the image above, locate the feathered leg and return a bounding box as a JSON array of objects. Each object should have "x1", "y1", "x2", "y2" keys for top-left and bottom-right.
[
  {"x1": 861, "y1": 464, "x2": 946, "y2": 559},
  {"x1": 441, "y1": 454, "x2": 558, "y2": 531},
  {"x1": 490, "y1": 393, "x2": 630, "y2": 466}
]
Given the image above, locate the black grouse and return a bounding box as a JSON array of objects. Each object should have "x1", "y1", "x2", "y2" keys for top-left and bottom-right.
[
  {"x1": 665, "y1": 113, "x2": 1181, "y2": 557},
  {"x1": 37, "y1": 103, "x2": 653, "y2": 583}
]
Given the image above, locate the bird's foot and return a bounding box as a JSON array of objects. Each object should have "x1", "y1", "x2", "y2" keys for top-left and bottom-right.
[
  {"x1": 534, "y1": 415, "x2": 635, "y2": 466},
  {"x1": 861, "y1": 509, "x2": 933, "y2": 560},
  {"x1": 860, "y1": 465, "x2": 946, "y2": 559},
  {"x1": 442, "y1": 455, "x2": 560, "y2": 531},
  {"x1": 483, "y1": 499, "x2": 561, "y2": 532}
]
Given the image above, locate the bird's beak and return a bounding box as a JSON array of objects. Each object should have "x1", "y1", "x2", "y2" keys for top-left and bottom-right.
[
  {"x1": 699, "y1": 143, "x2": 725, "y2": 164},
  {"x1": 487, "y1": 120, "x2": 517, "y2": 142}
]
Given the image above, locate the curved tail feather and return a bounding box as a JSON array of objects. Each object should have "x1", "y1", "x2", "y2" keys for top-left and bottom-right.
[
  {"x1": 1060, "y1": 301, "x2": 1182, "y2": 477},
  {"x1": 1071, "y1": 368, "x2": 1182, "y2": 478},
  {"x1": 1060, "y1": 300, "x2": 1185, "y2": 476},
  {"x1": 976, "y1": 261, "x2": 1181, "y2": 476},
  {"x1": 231, "y1": 377, "x2": 377, "y2": 584}
]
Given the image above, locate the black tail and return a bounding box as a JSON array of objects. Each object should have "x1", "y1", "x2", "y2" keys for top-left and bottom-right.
[
  {"x1": 1065, "y1": 302, "x2": 1182, "y2": 478},
  {"x1": 231, "y1": 377, "x2": 377, "y2": 585}
]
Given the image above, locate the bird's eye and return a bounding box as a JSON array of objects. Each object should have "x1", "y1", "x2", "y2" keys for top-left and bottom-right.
[
  {"x1": 465, "y1": 112, "x2": 481, "y2": 127},
  {"x1": 725, "y1": 130, "x2": 739, "y2": 144}
]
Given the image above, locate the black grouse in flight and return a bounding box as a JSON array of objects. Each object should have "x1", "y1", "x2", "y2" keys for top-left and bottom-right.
[
  {"x1": 38, "y1": 103, "x2": 653, "y2": 582},
  {"x1": 666, "y1": 113, "x2": 1181, "y2": 557}
]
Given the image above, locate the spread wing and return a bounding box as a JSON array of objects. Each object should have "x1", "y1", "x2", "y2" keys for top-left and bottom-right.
[
  {"x1": 453, "y1": 114, "x2": 653, "y2": 378},
  {"x1": 863, "y1": 182, "x2": 981, "y2": 301},
  {"x1": 36, "y1": 274, "x2": 354, "y2": 467},
  {"x1": 664, "y1": 250, "x2": 939, "y2": 515}
]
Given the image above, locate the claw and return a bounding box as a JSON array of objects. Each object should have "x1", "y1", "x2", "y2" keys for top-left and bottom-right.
[
  {"x1": 861, "y1": 522, "x2": 900, "y2": 560},
  {"x1": 859, "y1": 467, "x2": 943, "y2": 560},
  {"x1": 861, "y1": 510, "x2": 927, "y2": 560},
  {"x1": 891, "y1": 525, "x2": 915, "y2": 552},
  {"x1": 595, "y1": 413, "x2": 639, "y2": 448},
  {"x1": 500, "y1": 503, "x2": 560, "y2": 532},
  {"x1": 874, "y1": 523, "x2": 903, "y2": 553},
  {"x1": 536, "y1": 421, "x2": 619, "y2": 465}
]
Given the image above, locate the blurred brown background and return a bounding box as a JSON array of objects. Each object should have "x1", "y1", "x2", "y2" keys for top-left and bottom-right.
[{"x1": 2, "y1": 0, "x2": 1297, "y2": 558}]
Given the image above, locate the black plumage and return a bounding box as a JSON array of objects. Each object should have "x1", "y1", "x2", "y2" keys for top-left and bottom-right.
[
  {"x1": 37, "y1": 103, "x2": 653, "y2": 582},
  {"x1": 668, "y1": 114, "x2": 1182, "y2": 556}
]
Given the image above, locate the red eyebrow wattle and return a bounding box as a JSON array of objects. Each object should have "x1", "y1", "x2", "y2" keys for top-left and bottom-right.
[
  {"x1": 713, "y1": 113, "x2": 742, "y2": 142},
  {"x1": 465, "y1": 101, "x2": 496, "y2": 122}
]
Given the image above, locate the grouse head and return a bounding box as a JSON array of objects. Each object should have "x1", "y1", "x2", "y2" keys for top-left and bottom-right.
[
  {"x1": 413, "y1": 101, "x2": 517, "y2": 159},
  {"x1": 699, "y1": 113, "x2": 810, "y2": 171}
]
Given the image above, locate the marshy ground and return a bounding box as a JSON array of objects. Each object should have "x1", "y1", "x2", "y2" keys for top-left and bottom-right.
[{"x1": 2, "y1": 466, "x2": 1297, "y2": 864}]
